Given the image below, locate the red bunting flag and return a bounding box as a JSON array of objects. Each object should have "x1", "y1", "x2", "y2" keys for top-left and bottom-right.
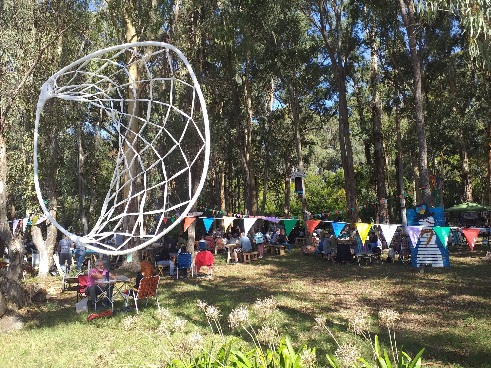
[
  {"x1": 306, "y1": 220, "x2": 321, "y2": 235},
  {"x1": 462, "y1": 228, "x2": 481, "y2": 251}
]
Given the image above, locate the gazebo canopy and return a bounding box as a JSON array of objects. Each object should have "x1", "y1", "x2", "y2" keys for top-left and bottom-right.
[{"x1": 445, "y1": 202, "x2": 491, "y2": 213}]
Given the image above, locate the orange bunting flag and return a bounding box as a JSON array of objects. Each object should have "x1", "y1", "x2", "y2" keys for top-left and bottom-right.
[
  {"x1": 183, "y1": 216, "x2": 197, "y2": 232},
  {"x1": 306, "y1": 220, "x2": 321, "y2": 235}
]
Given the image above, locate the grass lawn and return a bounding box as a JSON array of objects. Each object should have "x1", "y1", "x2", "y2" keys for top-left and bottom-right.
[{"x1": 1, "y1": 245, "x2": 491, "y2": 367}]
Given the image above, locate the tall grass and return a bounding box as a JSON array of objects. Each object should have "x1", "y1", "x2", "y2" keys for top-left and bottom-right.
[{"x1": 1, "y1": 245, "x2": 490, "y2": 367}]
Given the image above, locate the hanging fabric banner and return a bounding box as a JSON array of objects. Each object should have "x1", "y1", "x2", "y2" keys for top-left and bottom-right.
[
  {"x1": 462, "y1": 228, "x2": 481, "y2": 251},
  {"x1": 355, "y1": 223, "x2": 372, "y2": 242},
  {"x1": 202, "y1": 218, "x2": 214, "y2": 233},
  {"x1": 243, "y1": 218, "x2": 257, "y2": 234},
  {"x1": 433, "y1": 226, "x2": 451, "y2": 248},
  {"x1": 406, "y1": 226, "x2": 423, "y2": 247},
  {"x1": 378, "y1": 224, "x2": 399, "y2": 246},
  {"x1": 305, "y1": 220, "x2": 321, "y2": 235},
  {"x1": 282, "y1": 219, "x2": 298, "y2": 236},
  {"x1": 223, "y1": 216, "x2": 235, "y2": 232},
  {"x1": 183, "y1": 217, "x2": 197, "y2": 232},
  {"x1": 332, "y1": 222, "x2": 347, "y2": 237}
]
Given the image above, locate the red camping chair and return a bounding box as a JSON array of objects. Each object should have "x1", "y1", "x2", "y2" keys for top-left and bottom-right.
[{"x1": 77, "y1": 275, "x2": 89, "y2": 302}]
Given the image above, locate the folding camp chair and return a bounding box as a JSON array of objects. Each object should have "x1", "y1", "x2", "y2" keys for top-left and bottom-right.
[
  {"x1": 176, "y1": 252, "x2": 194, "y2": 279},
  {"x1": 77, "y1": 275, "x2": 89, "y2": 302},
  {"x1": 125, "y1": 275, "x2": 160, "y2": 314}
]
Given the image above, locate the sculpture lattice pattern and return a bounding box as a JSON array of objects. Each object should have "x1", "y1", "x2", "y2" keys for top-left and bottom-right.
[{"x1": 34, "y1": 42, "x2": 210, "y2": 255}]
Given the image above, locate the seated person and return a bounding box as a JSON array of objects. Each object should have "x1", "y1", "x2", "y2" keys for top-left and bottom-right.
[
  {"x1": 155, "y1": 244, "x2": 175, "y2": 276},
  {"x1": 270, "y1": 229, "x2": 280, "y2": 244},
  {"x1": 86, "y1": 259, "x2": 116, "y2": 306},
  {"x1": 195, "y1": 241, "x2": 214, "y2": 273},
  {"x1": 232, "y1": 232, "x2": 253, "y2": 263},
  {"x1": 277, "y1": 229, "x2": 292, "y2": 253}
]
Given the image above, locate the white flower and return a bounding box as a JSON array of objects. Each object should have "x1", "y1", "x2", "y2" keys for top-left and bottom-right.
[{"x1": 228, "y1": 306, "x2": 249, "y2": 329}]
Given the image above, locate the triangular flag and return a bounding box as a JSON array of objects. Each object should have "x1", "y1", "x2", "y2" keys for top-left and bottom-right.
[
  {"x1": 462, "y1": 228, "x2": 481, "y2": 251},
  {"x1": 22, "y1": 217, "x2": 28, "y2": 232},
  {"x1": 163, "y1": 217, "x2": 168, "y2": 224},
  {"x1": 406, "y1": 226, "x2": 423, "y2": 247},
  {"x1": 32, "y1": 216, "x2": 38, "y2": 226},
  {"x1": 264, "y1": 217, "x2": 280, "y2": 223},
  {"x1": 223, "y1": 216, "x2": 235, "y2": 231},
  {"x1": 305, "y1": 220, "x2": 321, "y2": 235},
  {"x1": 355, "y1": 223, "x2": 371, "y2": 242},
  {"x1": 202, "y1": 218, "x2": 214, "y2": 233},
  {"x1": 332, "y1": 222, "x2": 346, "y2": 237},
  {"x1": 282, "y1": 219, "x2": 298, "y2": 236},
  {"x1": 243, "y1": 218, "x2": 257, "y2": 234},
  {"x1": 433, "y1": 226, "x2": 451, "y2": 248},
  {"x1": 183, "y1": 217, "x2": 197, "y2": 232},
  {"x1": 12, "y1": 219, "x2": 19, "y2": 232},
  {"x1": 379, "y1": 224, "x2": 399, "y2": 245}
]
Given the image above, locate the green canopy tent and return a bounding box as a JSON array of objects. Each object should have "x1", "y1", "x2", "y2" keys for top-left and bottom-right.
[{"x1": 445, "y1": 202, "x2": 491, "y2": 213}]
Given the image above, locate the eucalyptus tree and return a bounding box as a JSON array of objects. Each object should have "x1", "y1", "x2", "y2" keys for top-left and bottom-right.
[{"x1": 303, "y1": 0, "x2": 362, "y2": 222}]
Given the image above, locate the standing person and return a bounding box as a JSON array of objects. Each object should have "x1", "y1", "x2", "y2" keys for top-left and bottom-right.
[
  {"x1": 58, "y1": 235, "x2": 73, "y2": 272},
  {"x1": 253, "y1": 229, "x2": 265, "y2": 258},
  {"x1": 74, "y1": 242, "x2": 86, "y2": 272}
]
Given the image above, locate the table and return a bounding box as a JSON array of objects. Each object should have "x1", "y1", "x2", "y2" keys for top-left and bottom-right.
[{"x1": 95, "y1": 276, "x2": 131, "y2": 309}]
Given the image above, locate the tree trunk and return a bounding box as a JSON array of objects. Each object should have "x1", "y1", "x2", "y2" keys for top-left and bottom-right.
[
  {"x1": 399, "y1": 0, "x2": 432, "y2": 206},
  {"x1": 488, "y1": 120, "x2": 491, "y2": 205},
  {"x1": 461, "y1": 142, "x2": 473, "y2": 202},
  {"x1": 283, "y1": 152, "x2": 291, "y2": 217},
  {"x1": 122, "y1": 13, "x2": 141, "y2": 263},
  {"x1": 338, "y1": 76, "x2": 359, "y2": 222},
  {"x1": 395, "y1": 101, "x2": 407, "y2": 226},
  {"x1": 242, "y1": 56, "x2": 256, "y2": 215},
  {"x1": 371, "y1": 42, "x2": 388, "y2": 223},
  {"x1": 77, "y1": 125, "x2": 88, "y2": 235}
]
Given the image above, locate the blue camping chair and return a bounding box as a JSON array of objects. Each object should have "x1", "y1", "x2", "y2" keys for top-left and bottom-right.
[{"x1": 176, "y1": 252, "x2": 194, "y2": 279}]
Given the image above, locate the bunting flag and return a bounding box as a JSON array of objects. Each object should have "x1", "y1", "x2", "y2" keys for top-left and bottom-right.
[
  {"x1": 32, "y1": 216, "x2": 38, "y2": 227},
  {"x1": 264, "y1": 216, "x2": 280, "y2": 223},
  {"x1": 306, "y1": 219, "x2": 321, "y2": 235},
  {"x1": 378, "y1": 224, "x2": 399, "y2": 246},
  {"x1": 202, "y1": 218, "x2": 214, "y2": 233},
  {"x1": 12, "y1": 219, "x2": 19, "y2": 232},
  {"x1": 406, "y1": 226, "x2": 423, "y2": 247},
  {"x1": 23, "y1": 217, "x2": 28, "y2": 232},
  {"x1": 243, "y1": 218, "x2": 257, "y2": 234},
  {"x1": 183, "y1": 216, "x2": 197, "y2": 232},
  {"x1": 462, "y1": 228, "x2": 481, "y2": 251},
  {"x1": 332, "y1": 222, "x2": 347, "y2": 237},
  {"x1": 282, "y1": 219, "x2": 298, "y2": 236},
  {"x1": 355, "y1": 223, "x2": 372, "y2": 242},
  {"x1": 433, "y1": 226, "x2": 451, "y2": 248},
  {"x1": 163, "y1": 217, "x2": 168, "y2": 224},
  {"x1": 223, "y1": 216, "x2": 235, "y2": 231}
]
